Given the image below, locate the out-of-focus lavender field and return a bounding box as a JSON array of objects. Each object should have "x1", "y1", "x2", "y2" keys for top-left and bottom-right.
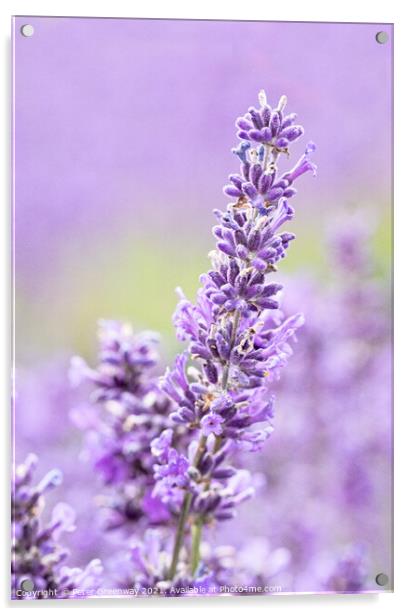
[{"x1": 13, "y1": 17, "x2": 392, "y2": 597}]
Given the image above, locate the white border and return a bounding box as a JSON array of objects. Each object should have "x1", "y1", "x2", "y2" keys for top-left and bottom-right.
[{"x1": 1, "y1": 1, "x2": 409, "y2": 613}]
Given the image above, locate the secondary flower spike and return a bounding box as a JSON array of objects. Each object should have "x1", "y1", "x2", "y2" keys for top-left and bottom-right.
[
  {"x1": 11, "y1": 454, "x2": 103, "y2": 599},
  {"x1": 69, "y1": 320, "x2": 174, "y2": 530},
  {"x1": 151, "y1": 90, "x2": 316, "y2": 583}
]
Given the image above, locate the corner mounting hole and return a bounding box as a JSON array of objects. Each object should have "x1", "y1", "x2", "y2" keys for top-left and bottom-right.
[
  {"x1": 21, "y1": 24, "x2": 34, "y2": 38},
  {"x1": 375, "y1": 31, "x2": 388, "y2": 44},
  {"x1": 375, "y1": 572, "x2": 389, "y2": 586}
]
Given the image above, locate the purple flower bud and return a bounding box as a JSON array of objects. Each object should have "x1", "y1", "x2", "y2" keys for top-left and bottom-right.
[
  {"x1": 260, "y1": 283, "x2": 283, "y2": 297},
  {"x1": 250, "y1": 164, "x2": 263, "y2": 188},
  {"x1": 204, "y1": 493, "x2": 222, "y2": 513},
  {"x1": 249, "y1": 270, "x2": 265, "y2": 286},
  {"x1": 212, "y1": 226, "x2": 224, "y2": 240},
  {"x1": 276, "y1": 137, "x2": 289, "y2": 148},
  {"x1": 260, "y1": 106, "x2": 271, "y2": 126},
  {"x1": 248, "y1": 107, "x2": 263, "y2": 129},
  {"x1": 226, "y1": 416, "x2": 250, "y2": 429},
  {"x1": 248, "y1": 129, "x2": 265, "y2": 143},
  {"x1": 266, "y1": 187, "x2": 284, "y2": 202},
  {"x1": 228, "y1": 174, "x2": 244, "y2": 190},
  {"x1": 256, "y1": 298, "x2": 279, "y2": 310},
  {"x1": 236, "y1": 117, "x2": 253, "y2": 131},
  {"x1": 257, "y1": 248, "x2": 281, "y2": 261},
  {"x1": 223, "y1": 185, "x2": 243, "y2": 198},
  {"x1": 283, "y1": 187, "x2": 298, "y2": 198},
  {"x1": 237, "y1": 130, "x2": 251, "y2": 140},
  {"x1": 228, "y1": 259, "x2": 240, "y2": 285},
  {"x1": 168, "y1": 413, "x2": 185, "y2": 428},
  {"x1": 261, "y1": 127, "x2": 272, "y2": 141},
  {"x1": 180, "y1": 407, "x2": 196, "y2": 422},
  {"x1": 251, "y1": 257, "x2": 268, "y2": 271},
  {"x1": 221, "y1": 283, "x2": 235, "y2": 298},
  {"x1": 36, "y1": 469, "x2": 63, "y2": 494},
  {"x1": 235, "y1": 229, "x2": 248, "y2": 246},
  {"x1": 281, "y1": 112, "x2": 297, "y2": 128},
  {"x1": 213, "y1": 450, "x2": 228, "y2": 468},
  {"x1": 212, "y1": 467, "x2": 237, "y2": 479},
  {"x1": 241, "y1": 162, "x2": 250, "y2": 180},
  {"x1": 232, "y1": 141, "x2": 251, "y2": 163},
  {"x1": 216, "y1": 333, "x2": 231, "y2": 360},
  {"x1": 217, "y1": 242, "x2": 236, "y2": 258},
  {"x1": 207, "y1": 336, "x2": 220, "y2": 359},
  {"x1": 210, "y1": 394, "x2": 233, "y2": 414},
  {"x1": 242, "y1": 182, "x2": 258, "y2": 200},
  {"x1": 259, "y1": 173, "x2": 273, "y2": 194},
  {"x1": 224, "y1": 299, "x2": 239, "y2": 312},
  {"x1": 281, "y1": 232, "x2": 296, "y2": 243},
  {"x1": 280, "y1": 125, "x2": 304, "y2": 142},
  {"x1": 190, "y1": 343, "x2": 211, "y2": 360},
  {"x1": 198, "y1": 453, "x2": 214, "y2": 474},
  {"x1": 243, "y1": 284, "x2": 263, "y2": 300},
  {"x1": 247, "y1": 230, "x2": 262, "y2": 251},
  {"x1": 269, "y1": 111, "x2": 281, "y2": 136},
  {"x1": 211, "y1": 292, "x2": 228, "y2": 305},
  {"x1": 204, "y1": 361, "x2": 218, "y2": 384},
  {"x1": 274, "y1": 179, "x2": 290, "y2": 189},
  {"x1": 208, "y1": 270, "x2": 225, "y2": 288}
]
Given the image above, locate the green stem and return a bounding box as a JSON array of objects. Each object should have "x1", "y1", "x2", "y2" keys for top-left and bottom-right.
[
  {"x1": 167, "y1": 434, "x2": 207, "y2": 580},
  {"x1": 190, "y1": 516, "x2": 204, "y2": 576},
  {"x1": 167, "y1": 492, "x2": 192, "y2": 580}
]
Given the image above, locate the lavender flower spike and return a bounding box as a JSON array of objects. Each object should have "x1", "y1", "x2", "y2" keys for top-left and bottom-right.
[
  {"x1": 152, "y1": 91, "x2": 316, "y2": 582},
  {"x1": 12, "y1": 454, "x2": 103, "y2": 600},
  {"x1": 70, "y1": 320, "x2": 173, "y2": 531}
]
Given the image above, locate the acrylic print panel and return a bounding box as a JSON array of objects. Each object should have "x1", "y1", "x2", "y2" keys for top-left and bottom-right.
[{"x1": 12, "y1": 16, "x2": 393, "y2": 599}]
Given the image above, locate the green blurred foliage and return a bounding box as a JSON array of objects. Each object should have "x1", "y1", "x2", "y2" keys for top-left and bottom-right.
[{"x1": 15, "y1": 206, "x2": 392, "y2": 364}]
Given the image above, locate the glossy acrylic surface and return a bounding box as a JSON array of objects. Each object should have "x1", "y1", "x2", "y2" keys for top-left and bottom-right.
[{"x1": 12, "y1": 17, "x2": 393, "y2": 599}]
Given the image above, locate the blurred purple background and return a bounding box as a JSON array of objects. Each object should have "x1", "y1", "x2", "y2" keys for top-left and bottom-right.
[{"x1": 14, "y1": 18, "x2": 392, "y2": 356}]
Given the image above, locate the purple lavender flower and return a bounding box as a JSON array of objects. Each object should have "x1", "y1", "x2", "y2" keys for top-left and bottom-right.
[
  {"x1": 152, "y1": 91, "x2": 315, "y2": 580},
  {"x1": 201, "y1": 412, "x2": 224, "y2": 436},
  {"x1": 224, "y1": 91, "x2": 316, "y2": 215},
  {"x1": 11, "y1": 454, "x2": 103, "y2": 600},
  {"x1": 70, "y1": 320, "x2": 173, "y2": 530},
  {"x1": 69, "y1": 320, "x2": 159, "y2": 401},
  {"x1": 152, "y1": 448, "x2": 191, "y2": 509}
]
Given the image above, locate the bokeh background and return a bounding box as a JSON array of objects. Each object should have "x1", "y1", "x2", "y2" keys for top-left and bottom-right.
[{"x1": 13, "y1": 17, "x2": 393, "y2": 594}]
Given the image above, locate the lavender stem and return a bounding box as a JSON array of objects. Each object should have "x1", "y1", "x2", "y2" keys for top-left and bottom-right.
[
  {"x1": 221, "y1": 308, "x2": 241, "y2": 390},
  {"x1": 190, "y1": 516, "x2": 204, "y2": 576},
  {"x1": 167, "y1": 491, "x2": 193, "y2": 580},
  {"x1": 167, "y1": 434, "x2": 208, "y2": 580}
]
